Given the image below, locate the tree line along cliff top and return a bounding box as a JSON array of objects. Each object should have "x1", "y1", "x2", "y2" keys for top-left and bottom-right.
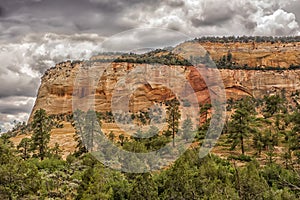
[
  {"x1": 192, "y1": 35, "x2": 300, "y2": 43},
  {"x1": 43, "y1": 36, "x2": 300, "y2": 79}
]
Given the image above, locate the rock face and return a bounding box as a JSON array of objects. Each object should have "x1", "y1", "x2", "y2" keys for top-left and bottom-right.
[
  {"x1": 30, "y1": 61, "x2": 211, "y2": 121},
  {"x1": 220, "y1": 69, "x2": 300, "y2": 98},
  {"x1": 29, "y1": 41, "x2": 300, "y2": 120},
  {"x1": 30, "y1": 62, "x2": 300, "y2": 121},
  {"x1": 196, "y1": 41, "x2": 300, "y2": 68}
]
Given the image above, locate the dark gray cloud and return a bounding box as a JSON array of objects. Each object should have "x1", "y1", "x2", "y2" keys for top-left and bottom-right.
[
  {"x1": 101, "y1": 28, "x2": 190, "y2": 52},
  {"x1": 0, "y1": 75, "x2": 39, "y2": 98},
  {"x1": 0, "y1": 6, "x2": 4, "y2": 17},
  {"x1": 0, "y1": 96, "x2": 34, "y2": 115},
  {"x1": 0, "y1": 0, "x2": 298, "y2": 43},
  {"x1": 0, "y1": 0, "x2": 138, "y2": 43},
  {"x1": 0, "y1": 96, "x2": 34, "y2": 132},
  {"x1": 165, "y1": 0, "x2": 185, "y2": 8},
  {"x1": 191, "y1": 2, "x2": 234, "y2": 27}
]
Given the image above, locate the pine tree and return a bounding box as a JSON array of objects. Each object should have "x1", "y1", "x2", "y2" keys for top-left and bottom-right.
[
  {"x1": 166, "y1": 99, "x2": 181, "y2": 147},
  {"x1": 17, "y1": 138, "x2": 31, "y2": 160},
  {"x1": 228, "y1": 97, "x2": 256, "y2": 155},
  {"x1": 262, "y1": 94, "x2": 284, "y2": 118},
  {"x1": 289, "y1": 110, "x2": 300, "y2": 151},
  {"x1": 31, "y1": 109, "x2": 52, "y2": 160},
  {"x1": 129, "y1": 173, "x2": 158, "y2": 200},
  {"x1": 119, "y1": 134, "x2": 125, "y2": 146},
  {"x1": 50, "y1": 142, "x2": 62, "y2": 159}
]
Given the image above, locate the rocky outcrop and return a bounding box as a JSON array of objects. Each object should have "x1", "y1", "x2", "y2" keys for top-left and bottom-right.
[
  {"x1": 178, "y1": 41, "x2": 300, "y2": 68},
  {"x1": 220, "y1": 69, "x2": 300, "y2": 98},
  {"x1": 30, "y1": 61, "x2": 211, "y2": 120},
  {"x1": 29, "y1": 41, "x2": 300, "y2": 120},
  {"x1": 30, "y1": 62, "x2": 300, "y2": 121}
]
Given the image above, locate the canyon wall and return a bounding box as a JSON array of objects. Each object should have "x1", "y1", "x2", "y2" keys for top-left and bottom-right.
[
  {"x1": 29, "y1": 41, "x2": 300, "y2": 120},
  {"x1": 30, "y1": 62, "x2": 300, "y2": 121},
  {"x1": 196, "y1": 41, "x2": 300, "y2": 68}
]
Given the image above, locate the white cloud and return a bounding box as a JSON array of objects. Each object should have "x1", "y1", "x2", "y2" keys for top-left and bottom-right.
[
  {"x1": 254, "y1": 9, "x2": 299, "y2": 35},
  {"x1": 122, "y1": 0, "x2": 300, "y2": 36}
]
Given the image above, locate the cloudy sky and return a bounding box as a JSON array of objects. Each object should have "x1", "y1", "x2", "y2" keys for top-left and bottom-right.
[{"x1": 0, "y1": 0, "x2": 299, "y2": 132}]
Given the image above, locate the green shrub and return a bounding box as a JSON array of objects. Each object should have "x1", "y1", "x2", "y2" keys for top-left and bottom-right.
[{"x1": 228, "y1": 154, "x2": 252, "y2": 162}]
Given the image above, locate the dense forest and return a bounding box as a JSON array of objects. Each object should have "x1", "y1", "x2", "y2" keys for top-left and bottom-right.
[{"x1": 1, "y1": 92, "x2": 300, "y2": 199}]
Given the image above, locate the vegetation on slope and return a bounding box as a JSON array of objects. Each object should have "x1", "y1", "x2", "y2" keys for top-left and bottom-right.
[{"x1": 2, "y1": 92, "x2": 300, "y2": 199}]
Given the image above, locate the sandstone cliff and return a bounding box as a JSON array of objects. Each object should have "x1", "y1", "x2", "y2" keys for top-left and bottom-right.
[
  {"x1": 178, "y1": 41, "x2": 300, "y2": 68},
  {"x1": 30, "y1": 61, "x2": 210, "y2": 120},
  {"x1": 29, "y1": 41, "x2": 300, "y2": 120},
  {"x1": 30, "y1": 63, "x2": 300, "y2": 121}
]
